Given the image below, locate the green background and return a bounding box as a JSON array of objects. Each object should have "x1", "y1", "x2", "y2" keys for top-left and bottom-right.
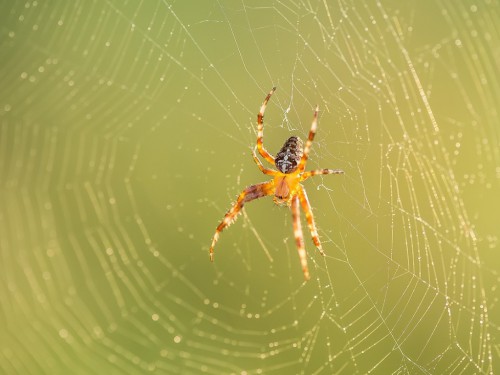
[{"x1": 1, "y1": 1, "x2": 499, "y2": 374}]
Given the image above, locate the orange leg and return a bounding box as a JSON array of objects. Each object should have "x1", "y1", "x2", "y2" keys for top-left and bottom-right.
[
  {"x1": 210, "y1": 181, "x2": 274, "y2": 261},
  {"x1": 299, "y1": 105, "x2": 319, "y2": 172},
  {"x1": 298, "y1": 187, "x2": 325, "y2": 256},
  {"x1": 252, "y1": 148, "x2": 279, "y2": 176},
  {"x1": 301, "y1": 168, "x2": 344, "y2": 181},
  {"x1": 291, "y1": 195, "x2": 310, "y2": 280},
  {"x1": 257, "y1": 87, "x2": 277, "y2": 165}
]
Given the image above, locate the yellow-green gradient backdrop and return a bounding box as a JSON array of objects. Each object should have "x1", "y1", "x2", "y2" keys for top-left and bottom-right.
[{"x1": 1, "y1": 1, "x2": 499, "y2": 374}]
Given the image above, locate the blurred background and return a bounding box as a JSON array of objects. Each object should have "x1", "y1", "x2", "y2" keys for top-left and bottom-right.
[{"x1": 1, "y1": 1, "x2": 499, "y2": 374}]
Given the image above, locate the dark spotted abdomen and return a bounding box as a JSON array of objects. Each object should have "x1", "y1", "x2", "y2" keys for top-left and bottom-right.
[{"x1": 275, "y1": 136, "x2": 303, "y2": 174}]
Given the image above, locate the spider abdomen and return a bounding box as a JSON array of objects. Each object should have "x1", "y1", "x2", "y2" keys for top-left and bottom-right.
[{"x1": 275, "y1": 136, "x2": 303, "y2": 174}]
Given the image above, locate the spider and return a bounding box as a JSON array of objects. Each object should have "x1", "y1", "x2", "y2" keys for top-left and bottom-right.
[{"x1": 209, "y1": 87, "x2": 343, "y2": 280}]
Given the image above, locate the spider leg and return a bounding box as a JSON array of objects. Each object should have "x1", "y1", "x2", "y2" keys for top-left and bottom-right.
[
  {"x1": 210, "y1": 181, "x2": 274, "y2": 261},
  {"x1": 252, "y1": 147, "x2": 279, "y2": 176},
  {"x1": 298, "y1": 105, "x2": 319, "y2": 172},
  {"x1": 301, "y1": 168, "x2": 344, "y2": 181},
  {"x1": 298, "y1": 186, "x2": 325, "y2": 256},
  {"x1": 291, "y1": 195, "x2": 310, "y2": 280},
  {"x1": 257, "y1": 87, "x2": 277, "y2": 165}
]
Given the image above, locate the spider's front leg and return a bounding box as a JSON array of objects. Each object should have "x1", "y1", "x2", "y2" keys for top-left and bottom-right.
[
  {"x1": 298, "y1": 186, "x2": 325, "y2": 256},
  {"x1": 291, "y1": 195, "x2": 310, "y2": 280},
  {"x1": 209, "y1": 181, "x2": 274, "y2": 261}
]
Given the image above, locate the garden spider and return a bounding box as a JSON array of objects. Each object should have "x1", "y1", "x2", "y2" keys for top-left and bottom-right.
[{"x1": 209, "y1": 87, "x2": 343, "y2": 280}]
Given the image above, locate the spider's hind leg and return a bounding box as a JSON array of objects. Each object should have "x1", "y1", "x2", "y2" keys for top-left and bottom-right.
[
  {"x1": 256, "y1": 87, "x2": 277, "y2": 165},
  {"x1": 209, "y1": 181, "x2": 274, "y2": 261},
  {"x1": 298, "y1": 105, "x2": 319, "y2": 172},
  {"x1": 252, "y1": 147, "x2": 279, "y2": 176},
  {"x1": 300, "y1": 168, "x2": 344, "y2": 181}
]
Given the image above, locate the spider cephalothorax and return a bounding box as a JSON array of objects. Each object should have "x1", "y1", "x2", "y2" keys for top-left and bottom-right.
[{"x1": 209, "y1": 87, "x2": 344, "y2": 280}]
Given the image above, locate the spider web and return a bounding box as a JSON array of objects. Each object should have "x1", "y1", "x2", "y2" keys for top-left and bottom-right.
[{"x1": 1, "y1": 1, "x2": 499, "y2": 374}]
